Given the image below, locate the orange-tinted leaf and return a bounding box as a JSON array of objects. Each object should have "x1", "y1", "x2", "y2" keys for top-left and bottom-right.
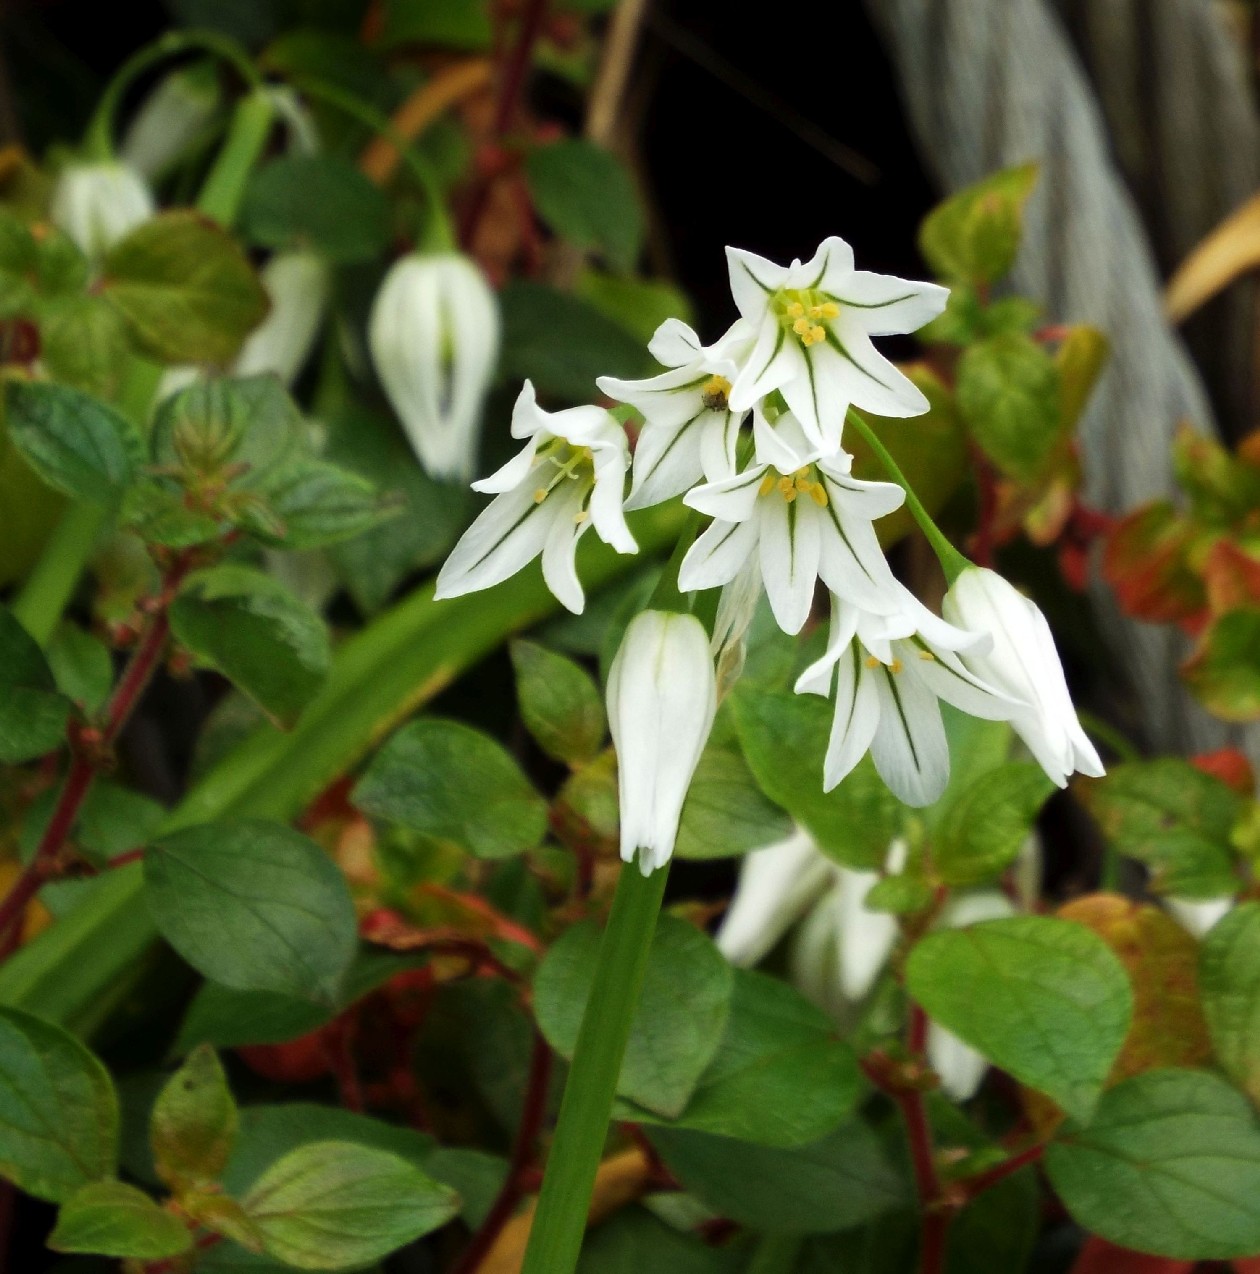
[
  {"x1": 1203, "y1": 540, "x2": 1260, "y2": 615},
  {"x1": 1192, "y1": 749, "x2": 1256, "y2": 797},
  {"x1": 1104, "y1": 502, "x2": 1207, "y2": 627},
  {"x1": 1070, "y1": 1235, "x2": 1194, "y2": 1274},
  {"x1": 1172, "y1": 423, "x2": 1260, "y2": 525}
]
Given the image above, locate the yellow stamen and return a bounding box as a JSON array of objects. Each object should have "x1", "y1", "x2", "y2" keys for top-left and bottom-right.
[
  {"x1": 808, "y1": 483, "x2": 829, "y2": 507},
  {"x1": 793, "y1": 317, "x2": 812, "y2": 336},
  {"x1": 759, "y1": 472, "x2": 777, "y2": 497},
  {"x1": 808, "y1": 324, "x2": 826, "y2": 345},
  {"x1": 786, "y1": 301, "x2": 805, "y2": 318},
  {"x1": 819, "y1": 301, "x2": 839, "y2": 319},
  {"x1": 889, "y1": 658, "x2": 904, "y2": 674},
  {"x1": 918, "y1": 650, "x2": 936, "y2": 661},
  {"x1": 865, "y1": 655, "x2": 881, "y2": 669},
  {"x1": 777, "y1": 475, "x2": 798, "y2": 502},
  {"x1": 701, "y1": 374, "x2": 732, "y2": 412},
  {"x1": 533, "y1": 488, "x2": 548, "y2": 504},
  {"x1": 574, "y1": 509, "x2": 589, "y2": 524}
]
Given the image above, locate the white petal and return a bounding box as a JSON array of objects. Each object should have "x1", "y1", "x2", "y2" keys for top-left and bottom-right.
[
  {"x1": 777, "y1": 346, "x2": 848, "y2": 449},
  {"x1": 626, "y1": 410, "x2": 709, "y2": 510},
  {"x1": 795, "y1": 597, "x2": 861, "y2": 698},
  {"x1": 835, "y1": 272, "x2": 950, "y2": 336},
  {"x1": 939, "y1": 891, "x2": 1015, "y2": 929},
  {"x1": 753, "y1": 409, "x2": 815, "y2": 473},
  {"x1": 928, "y1": 1024, "x2": 989, "y2": 1101},
  {"x1": 1166, "y1": 896, "x2": 1235, "y2": 938},
  {"x1": 837, "y1": 867, "x2": 899, "y2": 1001},
  {"x1": 540, "y1": 481, "x2": 590, "y2": 613},
  {"x1": 510, "y1": 379, "x2": 547, "y2": 439},
  {"x1": 808, "y1": 235, "x2": 857, "y2": 295},
  {"x1": 869, "y1": 665, "x2": 951, "y2": 806},
  {"x1": 822, "y1": 644, "x2": 881, "y2": 790},
  {"x1": 589, "y1": 448, "x2": 636, "y2": 554},
  {"x1": 698, "y1": 411, "x2": 743, "y2": 483},
  {"x1": 827, "y1": 314, "x2": 931, "y2": 418},
  {"x1": 471, "y1": 434, "x2": 542, "y2": 495},
  {"x1": 728, "y1": 316, "x2": 803, "y2": 413},
  {"x1": 678, "y1": 517, "x2": 759, "y2": 592},
  {"x1": 815, "y1": 491, "x2": 904, "y2": 614},
  {"x1": 759, "y1": 497, "x2": 821, "y2": 635},
  {"x1": 435, "y1": 480, "x2": 558, "y2": 600},
  {"x1": 647, "y1": 317, "x2": 705, "y2": 367},
  {"x1": 598, "y1": 367, "x2": 709, "y2": 431},
  {"x1": 684, "y1": 465, "x2": 767, "y2": 523},
  {"x1": 911, "y1": 643, "x2": 1019, "y2": 721},
  {"x1": 726, "y1": 246, "x2": 787, "y2": 321},
  {"x1": 788, "y1": 885, "x2": 849, "y2": 1020}
]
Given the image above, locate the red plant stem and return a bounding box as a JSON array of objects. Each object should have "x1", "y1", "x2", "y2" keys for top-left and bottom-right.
[
  {"x1": 0, "y1": 1179, "x2": 14, "y2": 1274},
  {"x1": 964, "y1": 1143, "x2": 1045, "y2": 1197},
  {"x1": 899, "y1": 1004, "x2": 948, "y2": 1274},
  {"x1": 326, "y1": 1021, "x2": 366, "y2": 1113},
  {"x1": 458, "y1": 0, "x2": 549, "y2": 250},
  {"x1": 449, "y1": 1031, "x2": 552, "y2": 1274},
  {"x1": 0, "y1": 556, "x2": 190, "y2": 953}
]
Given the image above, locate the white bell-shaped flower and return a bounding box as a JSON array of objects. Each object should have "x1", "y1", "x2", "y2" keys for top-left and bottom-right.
[
  {"x1": 597, "y1": 318, "x2": 753, "y2": 509},
  {"x1": 234, "y1": 252, "x2": 329, "y2": 387},
  {"x1": 607, "y1": 610, "x2": 717, "y2": 874},
  {"x1": 435, "y1": 380, "x2": 636, "y2": 613},
  {"x1": 942, "y1": 567, "x2": 1104, "y2": 788},
  {"x1": 369, "y1": 252, "x2": 501, "y2": 481},
  {"x1": 50, "y1": 160, "x2": 154, "y2": 260},
  {"x1": 724, "y1": 236, "x2": 948, "y2": 448}
]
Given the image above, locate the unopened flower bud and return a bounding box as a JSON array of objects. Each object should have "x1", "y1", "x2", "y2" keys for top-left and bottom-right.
[
  {"x1": 120, "y1": 62, "x2": 221, "y2": 181},
  {"x1": 50, "y1": 160, "x2": 154, "y2": 260},
  {"x1": 607, "y1": 610, "x2": 717, "y2": 875},
  {"x1": 235, "y1": 252, "x2": 329, "y2": 387},
  {"x1": 368, "y1": 253, "x2": 500, "y2": 481}
]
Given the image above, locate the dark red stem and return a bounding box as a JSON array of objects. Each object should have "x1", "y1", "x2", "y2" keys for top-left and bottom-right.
[
  {"x1": 448, "y1": 1030, "x2": 552, "y2": 1274},
  {"x1": 964, "y1": 1143, "x2": 1045, "y2": 1197}
]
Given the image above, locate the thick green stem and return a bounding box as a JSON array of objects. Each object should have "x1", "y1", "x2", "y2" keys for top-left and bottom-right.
[
  {"x1": 521, "y1": 862, "x2": 669, "y2": 1274},
  {"x1": 196, "y1": 88, "x2": 275, "y2": 224},
  {"x1": 846, "y1": 408, "x2": 971, "y2": 584}
]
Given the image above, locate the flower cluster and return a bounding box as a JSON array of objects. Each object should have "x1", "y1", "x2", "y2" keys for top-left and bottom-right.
[{"x1": 436, "y1": 235, "x2": 1104, "y2": 869}]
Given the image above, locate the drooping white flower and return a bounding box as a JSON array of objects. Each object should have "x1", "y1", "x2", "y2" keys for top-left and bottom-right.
[
  {"x1": 942, "y1": 567, "x2": 1104, "y2": 788},
  {"x1": 1166, "y1": 895, "x2": 1234, "y2": 938},
  {"x1": 796, "y1": 591, "x2": 1020, "y2": 807},
  {"x1": 597, "y1": 319, "x2": 753, "y2": 509},
  {"x1": 120, "y1": 63, "x2": 221, "y2": 181},
  {"x1": 50, "y1": 160, "x2": 155, "y2": 260},
  {"x1": 435, "y1": 380, "x2": 636, "y2": 612},
  {"x1": 607, "y1": 610, "x2": 717, "y2": 874},
  {"x1": 679, "y1": 412, "x2": 905, "y2": 636},
  {"x1": 724, "y1": 237, "x2": 948, "y2": 449},
  {"x1": 369, "y1": 252, "x2": 501, "y2": 482},
  {"x1": 234, "y1": 252, "x2": 329, "y2": 387}
]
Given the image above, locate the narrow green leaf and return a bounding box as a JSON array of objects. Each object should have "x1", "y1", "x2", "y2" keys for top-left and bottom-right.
[
  {"x1": 0, "y1": 1007, "x2": 118, "y2": 1201},
  {"x1": 3, "y1": 380, "x2": 143, "y2": 505},
  {"x1": 170, "y1": 566, "x2": 331, "y2": 728},
  {"x1": 510, "y1": 640, "x2": 606, "y2": 765},
  {"x1": 144, "y1": 820, "x2": 357, "y2": 1004},
  {"x1": 49, "y1": 1180, "x2": 191, "y2": 1259},
  {"x1": 535, "y1": 914, "x2": 733, "y2": 1118},
  {"x1": 1045, "y1": 1069, "x2": 1260, "y2": 1260},
  {"x1": 150, "y1": 1045, "x2": 237, "y2": 1190},
  {"x1": 0, "y1": 605, "x2": 69, "y2": 763},
  {"x1": 101, "y1": 211, "x2": 269, "y2": 364},
  {"x1": 906, "y1": 916, "x2": 1132, "y2": 1122},
  {"x1": 1200, "y1": 902, "x2": 1260, "y2": 1106},
  {"x1": 241, "y1": 1141, "x2": 459, "y2": 1269},
  {"x1": 353, "y1": 718, "x2": 548, "y2": 859}
]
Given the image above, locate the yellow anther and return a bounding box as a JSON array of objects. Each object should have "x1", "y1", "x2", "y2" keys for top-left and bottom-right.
[
  {"x1": 533, "y1": 488, "x2": 548, "y2": 504},
  {"x1": 793, "y1": 316, "x2": 812, "y2": 336},
  {"x1": 574, "y1": 509, "x2": 589, "y2": 525},
  {"x1": 759, "y1": 472, "x2": 777, "y2": 497},
  {"x1": 795, "y1": 475, "x2": 812, "y2": 493},
  {"x1": 701, "y1": 374, "x2": 732, "y2": 412},
  {"x1": 777, "y1": 475, "x2": 798, "y2": 502},
  {"x1": 819, "y1": 301, "x2": 840, "y2": 319},
  {"x1": 808, "y1": 324, "x2": 826, "y2": 345},
  {"x1": 889, "y1": 658, "x2": 904, "y2": 674},
  {"x1": 918, "y1": 650, "x2": 936, "y2": 661},
  {"x1": 786, "y1": 301, "x2": 805, "y2": 318},
  {"x1": 865, "y1": 655, "x2": 882, "y2": 669},
  {"x1": 808, "y1": 483, "x2": 829, "y2": 507}
]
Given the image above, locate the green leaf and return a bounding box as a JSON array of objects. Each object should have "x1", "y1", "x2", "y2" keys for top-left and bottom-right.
[
  {"x1": 674, "y1": 745, "x2": 793, "y2": 861},
  {"x1": 0, "y1": 605, "x2": 69, "y2": 764},
  {"x1": 956, "y1": 332, "x2": 1061, "y2": 482},
  {"x1": 40, "y1": 295, "x2": 132, "y2": 401},
  {"x1": 500, "y1": 280, "x2": 649, "y2": 402},
  {"x1": 575, "y1": 270, "x2": 694, "y2": 346},
  {"x1": 377, "y1": 0, "x2": 493, "y2": 49},
  {"x1": 240, "y1": 1141, "x2": 460, "y2": 1269},
  {"x1": 918, "y1": 163, "x2": 1038, "y2": 285},
  {"x1": 46, "y1": 623, "x2": 113, "y2": 714},
  {"x1": 906, "y1": 916, "x2": 1132, "y2": 1122},
  {"x1": 20, "y1": 781, "x2": 165, "y2": 870},
  {"x1": 933, "y1": 762, "x2": 1053, "y2": 885},
  {"x1": 526, "y1": 139, "x2": 644, "y2": 272},
  {"x1": 353, "y1": 718, "x2": 548, "y2": 859},
  {"x1": 576, "y1": 1206, "x2": 744, "y2": 1274},
  {"x1": 150, "y1": 1045, "x2": 237, "y2": 1190},
  {"x1": 535, "y1": 913, "x2": 733, "y2": 1118},
  {"x1": 629, "y1": 968, "x2": 860, "y2": 1146},
  {"x1": 3, "y1": 380, "x2": 143, "y2": 505},
  {"x1": 1200, "y1": 902, "x2": 1260, "y2": 1106},
  {"x1": 49, "y1": 1180, "x2": 191, "y2": 1259},
  {"x1": 1080, "y1": 759, "x2": 1242, "y2": 898},
  {"x1": 1184, "y1": 608, "x2": 1260, "y2": 723},
  {"x1": 1056, "y1": 324, "x2": 1109, "y2": 433},
  {"x1": 649, "y1": 1121, "x2": 906, "y2": 1234},
  {"x1": 0, "y1": 1007, "x2": 118, "y2": 1201},
  {"x1": 144, "y1": 820, "x2": 358, "y2": 1004},
  {"x1": 1045, "y1": 1069, "x2": 1260, "y2": 1260},
  {"x1": 251, "y1": 458, "x2": 390, "y2": 550},
  {"x1": 241, "y1": 156, "x2": 390, "y2": 264},
  {"x1": 732, "y1": 690, "x2": 900, "y2": 869},
  {"x1": 509, "y1": 640, "x2": 605, "y2": 765},
  {"x1": 422, "y1": 1148, "x2": 506, "y2": 1228},
  {"x1": 170, "y1": 566, "x2": 331, "y2": 728},
  {"x1": 101, "y1": 210, "x2": 269, "y2": 364}
]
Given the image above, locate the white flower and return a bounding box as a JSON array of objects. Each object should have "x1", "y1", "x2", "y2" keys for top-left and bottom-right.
[
  {"x1": 942, "y1": 567, "x2": 1104, "y2": 788},
  {"x1": 597, "y1": 319, "x2": 753, "y2": 509},
  {"x1": 369, "y1": 252, "x2": 501, "y2": 481},
  {"x1": 607, "y1": 610, "x2": 717, "y2": 874},
  {"x1": 234, "y1": 252, "x2": 329, "y2": 387},
  {"x1": 120, "y1": 63, "x2": 220, "y2": 181},
  {"x1": 435, "y1": 380, "x2": 636, "y2": 613},
  {"x1": 679, "y1": 412, "x2": 905, "y2": 636},
  {"x1": 1166, "y1": 895, "x2": 1234, "y2": 938},
  {"x1": 724, "y1": 237, "x2": 948, "y2": 449},
  {"x1": 50, "y1": 161, "x2": 154, "y2": 260},
  {"x1": 796, "y1": 591, "x2": 1019, "y2": 807}
]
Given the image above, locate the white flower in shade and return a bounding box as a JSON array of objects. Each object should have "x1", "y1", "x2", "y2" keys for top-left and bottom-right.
[
  {"x1": 607, "y1": 610, "x2": 717, "y2": 874},
  {"x1": 724, "y1": 237, "x2": 949, "y2": 448},
  {"x1": 234, "y1": 252, "x2": 329, "y2": 387},
  {"x1": 50, "y1": 160, "x2": 154, "y2": 259},
  {"x1": 369, "y1": 252, "x2": 501, "y2": 481},
  {"x1": 1166, "y1": 895, "x2": 1234, "y2": 938},
  {"x1": 679, "y1": 412, "x2": 905, "y2": 636},
  {"x1": 796, "y1": 590, "x2": 1020, "y2": 807},
  {"x1": 597, "y1": 318, "x2": 753, "y2": 509},
  {"x1": 435, "y1": 381, "x2": 635, "y2": 613},
  {"x1": 942, "y1": 567, "x2": 1104, "y2": 788}
]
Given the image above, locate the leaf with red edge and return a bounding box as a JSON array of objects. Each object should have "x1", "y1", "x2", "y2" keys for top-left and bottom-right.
[
  {"x1": 1191, "y1": 749, "x2": 1255, "y2": 796},
  {"x1": 1172, "y1": 424, "x2": 1260, "y2": 524},
  {"x1": 1203, "y1": 541, "x2": 1260, "y2": 615},
  {"x1": 1104, "y1": 502, "x2": 1207, "y2": 628},
  {"x1": 1069, "y1": 1236, "x2": 1194, "y2": 1274}
]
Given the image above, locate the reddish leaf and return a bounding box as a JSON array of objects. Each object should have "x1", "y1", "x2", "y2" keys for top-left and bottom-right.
[
  {"x1": 1070, "y1": 1236, "x2": 1193, "y2": 1274},
  {"x1": 1191, "y1": 749, "x2": 1255, "y2": 796},
  {"x1": 1104, "y1": 502, "x2": 1207, "y2": 629},
  {"x1": 1203, "y1": 540, "x2": 1260, "y2": 615}
]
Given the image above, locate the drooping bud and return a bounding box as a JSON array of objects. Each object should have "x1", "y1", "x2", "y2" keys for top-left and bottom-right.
[
  {"x1": 50, "y1": 161, "x2": 154, "y2": 260},
  {"x1": 120, "y1": 62, "x2": 221, "y2": 181},
  {"x1": 368, "y1": 253, "x2": 500, "y2": 481},
  {"x1": 606, "y1": 610, "x2": 717, "y2": 875},
  {"x1": 235, "y1": 252, "x2": 329, "y2": 387}
]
